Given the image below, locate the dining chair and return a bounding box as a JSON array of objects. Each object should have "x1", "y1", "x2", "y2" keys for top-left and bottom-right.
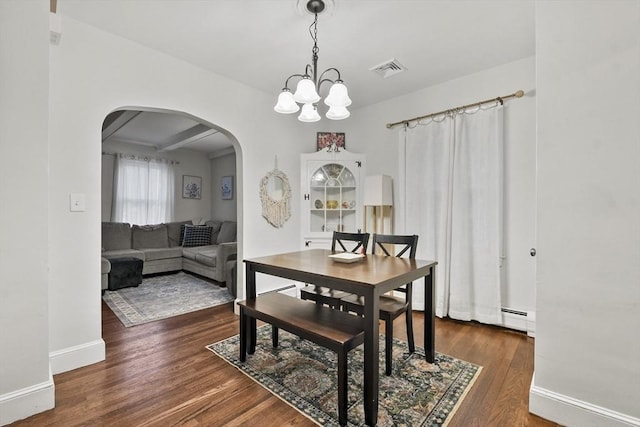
[
  {"x1": 299, "y1": 231, "x2": 370, "y2": 309},
  {"x1": 340, "y1": 233, "x2": 419, "y2": 376}
]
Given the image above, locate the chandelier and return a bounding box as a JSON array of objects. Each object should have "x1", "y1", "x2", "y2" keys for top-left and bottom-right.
[{"x1": 273, "y1": 0, "x2": 351, "y2": 122}]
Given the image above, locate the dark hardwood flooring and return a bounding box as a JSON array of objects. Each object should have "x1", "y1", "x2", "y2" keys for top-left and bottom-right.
[{"x1": 10, "y1": 301, "x2": 560, "y2": 426}]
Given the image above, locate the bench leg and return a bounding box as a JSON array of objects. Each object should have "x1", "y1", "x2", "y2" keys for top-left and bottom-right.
[
  {"x1": 272, "y1": 326, "x2": 279, "y2": 347},
  {"x1": 249, "y1": 317, "x2": 257, "y2": 354},
  {"x1": 239, "y1": 306, "x2": 247, "y2": 362},
  {"x1": 337, "y1": 351, "x2": 348, "y2": 426}
]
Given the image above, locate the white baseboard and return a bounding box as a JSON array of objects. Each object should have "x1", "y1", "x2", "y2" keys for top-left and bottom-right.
[
  {"x1": 0, "y1": 369, "x2": 55, "y2": 425},
  {"x1": 49, "y1": 339, "x2": 106, "y2": 375},
  {"x1": 530, "y1": 375, "x2": 640, "y2": 426}
]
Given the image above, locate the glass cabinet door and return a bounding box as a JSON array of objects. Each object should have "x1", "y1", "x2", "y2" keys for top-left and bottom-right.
[
  {"x1": 309, "y1": 163, "x2": 357, "y2": 233},
  {"x1": 301, "y1": 149, "x2": 365, "y2": 248}
]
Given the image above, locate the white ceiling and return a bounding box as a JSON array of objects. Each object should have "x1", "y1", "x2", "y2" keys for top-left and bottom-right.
[{"x1": 62, "y1": 0, "x2": 535, "y2": 155}]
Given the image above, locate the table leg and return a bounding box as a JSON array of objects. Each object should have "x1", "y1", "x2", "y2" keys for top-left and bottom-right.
[
  {"x1": 363, "y1": 290, "x2": 379, "y2": 426},
  {"x1": 246, "y1": 263, "x2": 257, "y2": 354},
  {"x1": 424, "y1": 265, "x2": 435, "y2": 363}
]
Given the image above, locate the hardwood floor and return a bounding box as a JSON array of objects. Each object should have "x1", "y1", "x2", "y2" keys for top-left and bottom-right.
[{"x1": 11, "y1": 302, "x2": 560, "y2": 426}]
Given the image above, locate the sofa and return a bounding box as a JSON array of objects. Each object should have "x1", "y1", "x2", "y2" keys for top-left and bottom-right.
[{"x1": 101, "y1": 219, "x2": 237, "y2": 291}]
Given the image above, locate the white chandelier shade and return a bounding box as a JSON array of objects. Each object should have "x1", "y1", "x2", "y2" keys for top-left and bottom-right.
[
  {"x1": 273, "y1": 0, "x2": 350, "y2": 123},
  {"x1": 298, "y1": 103, "x2": 322, "y2": 122},
  {"x1": 274, "y1": 89, "x2": 300, "y2": 114},
  {"x1": 326, "y1": 105, "x2": 350, "y2": 120},
  {"x1": 324, "y1": 81, "x2": 352, "y2": 107},
  {"x1": 293, "y1": 77, "x2": 321, "y2": 104}
]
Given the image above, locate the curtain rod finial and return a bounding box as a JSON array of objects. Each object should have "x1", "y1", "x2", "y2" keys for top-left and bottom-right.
[{"x1": 515, "y1": 90, "x2": 525, "y2": 98}]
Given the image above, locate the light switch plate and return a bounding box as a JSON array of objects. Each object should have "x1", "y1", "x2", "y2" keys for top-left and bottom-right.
[{"x1": 70, "y1": 193, "x2": 86, "y2": 212}]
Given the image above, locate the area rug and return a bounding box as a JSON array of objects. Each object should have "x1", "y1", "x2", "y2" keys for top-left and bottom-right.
[
  {"x1": 207, "y1": 325, "x2": 481, "y2": 427},
  {"x1": 103, "y1": 271, "x2": 234, "y2": 327}
]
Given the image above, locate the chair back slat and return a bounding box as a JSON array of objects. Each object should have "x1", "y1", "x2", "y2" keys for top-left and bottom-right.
[
  {"x1": 372, "y1": 234, "x2": 418, "y2": 259},
  {"x1": 372, "y1": 233, "x2": 419, "y2": 296},
  {"x1": 331, "y1": 231, "x2": 370, "y2": 253}
]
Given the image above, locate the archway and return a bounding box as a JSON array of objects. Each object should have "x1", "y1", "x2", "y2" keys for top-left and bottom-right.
[{"x1": 100, "y1": 106, "x2": 243, "y2": 330}]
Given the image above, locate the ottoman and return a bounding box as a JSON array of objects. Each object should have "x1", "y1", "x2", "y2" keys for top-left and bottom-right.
[{"x1": 107, "y1": 257, "x2": 143, "y2": 291}]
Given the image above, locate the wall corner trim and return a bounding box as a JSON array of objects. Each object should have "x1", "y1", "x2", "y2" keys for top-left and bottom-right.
[
  {"x1": 0, "y1": 370, "x2": 55, "y2": 425},
  {"x1": 529, "y1": 376, "x2": 640, "y2": 427},
  {"x1": 49, "y1": 339, "x2": 106, "y2": 375}
]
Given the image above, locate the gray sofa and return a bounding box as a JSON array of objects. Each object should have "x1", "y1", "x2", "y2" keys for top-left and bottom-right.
[{"x1": 101, "y1": 220, "x2": 237, "y2": 291}]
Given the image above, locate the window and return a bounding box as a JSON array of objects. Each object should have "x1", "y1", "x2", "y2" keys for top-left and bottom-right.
[{"x1": 112, "y1": 154, "x2": 175, "y2": 225}]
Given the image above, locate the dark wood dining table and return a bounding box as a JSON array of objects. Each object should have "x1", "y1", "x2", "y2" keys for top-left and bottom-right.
[{"x1": 243, "y1": 249, "x2": 437, "y2": 426}]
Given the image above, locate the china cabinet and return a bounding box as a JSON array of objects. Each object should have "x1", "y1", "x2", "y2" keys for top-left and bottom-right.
[{"x1": 301, "y1": 149, "x2": 366, "y2": 249}]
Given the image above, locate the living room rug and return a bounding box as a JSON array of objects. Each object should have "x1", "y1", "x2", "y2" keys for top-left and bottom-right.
[
  {"x1": 103, "y1": 271, "x2": 234, "y2": 327},
  {"x1": 207, "y1": 325, "x2": 481, "y2": 427}
]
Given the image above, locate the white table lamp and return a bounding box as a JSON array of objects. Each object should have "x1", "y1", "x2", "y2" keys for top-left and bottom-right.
[{"x1": 363, "y1": 175, "x2": 393, "y2": 236}]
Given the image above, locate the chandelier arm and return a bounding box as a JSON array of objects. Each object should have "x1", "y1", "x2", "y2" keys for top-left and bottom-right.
[
  {"x1": 319, "y1": 67, "x2": 342, "y2": 81},
  {"x1": 304, "y1": 64, "x2": 314, "y2": 78},
  {"x1": 318, "y1": 78, "x2": 336, "y2": 92},
  {"x1": 283, "y1": 73, "x2": 307, "y2": 90}
]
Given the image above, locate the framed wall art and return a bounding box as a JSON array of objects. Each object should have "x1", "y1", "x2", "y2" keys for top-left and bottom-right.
[
  {"x1": 221, "y1": 175, "x2": 234, "y2": 200},
  {"x1": 316, "y1": 132, "x2": 346, "y2": 152},
  {"x1": 182, "y1": 175, "x2": 202, "y2": 199}
]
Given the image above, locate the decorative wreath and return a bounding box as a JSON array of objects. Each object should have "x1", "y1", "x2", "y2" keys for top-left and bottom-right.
[{"x1": 259, "y1": 169, "x2": 291, "y2": 228}]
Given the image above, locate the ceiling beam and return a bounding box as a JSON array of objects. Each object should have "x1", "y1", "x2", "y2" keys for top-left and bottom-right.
[
  {"x1": 158, "y1": 124, "x2": 218, "y2": 152},
  {"x1": 102, "y1": 110, "x2": 142, "y2": 142}
]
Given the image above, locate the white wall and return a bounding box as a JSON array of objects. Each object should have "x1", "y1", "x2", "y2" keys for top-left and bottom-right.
[
  {"x1": 210, "y1": 152, "x2": 237, "y2": 221},
  {"x1": 342, "y1": 57, "x2": 537, "y2": 322},
  {"x1": 531, "y1": 1, "x2": 640, "y2": 425},
  {"x1": 101, "y1": 141, "x2": 214, "y2": 224},
  {"x1": 45, "y1": 12, "x2": 311, "y2": 382},
  {"x1": 0, "y1": 1, "x2": 55, "y2": 425}
]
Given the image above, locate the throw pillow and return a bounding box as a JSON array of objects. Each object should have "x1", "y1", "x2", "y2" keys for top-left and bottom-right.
[
  {"x1": 205, "y1": 220, "x2": 223, "y2": 243},
  {"x1": 102, "y1": 222, "x2": 133, "y2": 251},
  {"x1": 166, "y1": 220, "x2": 193, "y2": 247},
  {"x1": 131, "y1": 224, "x2": 169, "y2": 249},
  {"x1": 216, "y1": 221, "x2": 237, "y2": 244},
  {"x1": 182, "y1": 225, "x2": 213, "y2": 247}
]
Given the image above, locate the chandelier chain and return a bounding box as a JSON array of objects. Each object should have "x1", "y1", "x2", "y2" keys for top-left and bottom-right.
[{"x1": 310, "y1": 13, "x2": 319, "y2": 57}]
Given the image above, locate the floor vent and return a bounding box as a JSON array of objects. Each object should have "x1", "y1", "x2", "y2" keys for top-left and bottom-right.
[{"x1": 369, "y1": 58, "x2": 407, "y2": 78}]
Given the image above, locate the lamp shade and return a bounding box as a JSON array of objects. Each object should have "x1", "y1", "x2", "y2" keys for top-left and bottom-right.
[
  {"x1": 298, "y1": 103, "x2": 321, "y2": 122},
  {"x1": 274, "y1": 89, "x2": 300, "y2": 114},
  {"x1": 326, "y1": 105, "x2": 350, "y2": 120},
  {"x1": 293, "y1": 76, "x2": 321, "y2": 104},
  {"x1": 363, "y1": 175, "x2": 393, "y2": 206},
  {"x1": 324, "y1": 81, "x2": 352, "y2": 107}
]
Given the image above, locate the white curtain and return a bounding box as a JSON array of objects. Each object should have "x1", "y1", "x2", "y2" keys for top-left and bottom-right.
[
  {"x1": 399, "y1": 106, "x2": 503, "y2": 324},
  {"x1": 112, "y1": 154, "x2": 175, "y2": 225}
]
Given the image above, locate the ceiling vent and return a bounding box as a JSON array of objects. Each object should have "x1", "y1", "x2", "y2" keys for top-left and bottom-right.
[{"x1": 369, "y1": 58, "x2": 407, "y2": 78}]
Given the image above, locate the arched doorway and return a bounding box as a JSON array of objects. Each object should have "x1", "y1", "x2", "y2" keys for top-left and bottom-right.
[{"x1": 100, "y1": 107, "x2": 243, "y2": 329}]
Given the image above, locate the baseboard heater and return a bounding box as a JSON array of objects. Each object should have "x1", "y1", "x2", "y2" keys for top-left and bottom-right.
[
  {"x1": 501, "y1": 307, "x2": 527, "y2": 317},
  {"x1": 501, "y1": 307, "x2": 536, "y2": 337}
]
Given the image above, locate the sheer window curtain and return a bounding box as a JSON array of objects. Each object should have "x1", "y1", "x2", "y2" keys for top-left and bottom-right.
[
  {"x1": 112, "y1": 154, "x2": 175, "y2": 225},
  {"x1": 398, "y1": 106, "x2": 504, "y2": 324}
]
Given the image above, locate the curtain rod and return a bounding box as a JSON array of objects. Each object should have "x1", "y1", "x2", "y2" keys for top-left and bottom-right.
[
  {"x1": 102, "y1": 151, "x2": 180, "y2": 165},
  {"x1": 386, "y1": 89, "x2": 525, "y2": 129}
]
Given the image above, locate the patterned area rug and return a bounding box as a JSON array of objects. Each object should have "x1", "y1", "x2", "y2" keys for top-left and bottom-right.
[
  {"x1": 207, "y1": 325, "x2": 481, "y2": 427},
  {"x1": 103, "y1": 271, "x2": 234, "y2": 327}
]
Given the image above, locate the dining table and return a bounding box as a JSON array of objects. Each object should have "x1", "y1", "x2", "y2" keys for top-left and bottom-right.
[{"x1": 243, "y1": 249, "x2": 437, "y2": 426}]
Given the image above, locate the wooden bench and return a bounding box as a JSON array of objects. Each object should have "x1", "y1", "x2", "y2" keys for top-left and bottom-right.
[{"x1": 237, "y1": 292, "x2": 365, "y2": 426}]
